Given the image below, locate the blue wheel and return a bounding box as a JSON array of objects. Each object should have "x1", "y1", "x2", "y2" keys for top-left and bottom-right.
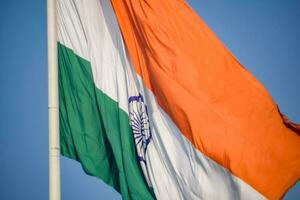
[{"x1": 129, "y1": 94, "x2": 152, "y2": 163}]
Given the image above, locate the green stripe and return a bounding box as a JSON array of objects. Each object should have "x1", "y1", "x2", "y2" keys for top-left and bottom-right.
[{"x1": 58, "y1": 43, "x2": 154, "y2": 200}]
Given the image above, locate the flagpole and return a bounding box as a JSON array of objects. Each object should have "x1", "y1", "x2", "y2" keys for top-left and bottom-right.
[{"x1": 47, "y1": 0, "x2": 61, "y2": 199}]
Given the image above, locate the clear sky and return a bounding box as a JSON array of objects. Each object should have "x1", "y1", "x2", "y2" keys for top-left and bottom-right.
[{"x1": 0, "y1": 0, "x2": 299, "y2": 199}]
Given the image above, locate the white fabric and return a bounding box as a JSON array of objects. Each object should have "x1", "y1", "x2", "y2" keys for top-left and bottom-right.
[{"x1": 57, "y1": 0, "x2": 266, "y2": 199}]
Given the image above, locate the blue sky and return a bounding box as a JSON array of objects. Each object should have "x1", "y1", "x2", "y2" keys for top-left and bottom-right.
[{"x1": 0, "y1": 0, "x2": 299, "y2": 199}]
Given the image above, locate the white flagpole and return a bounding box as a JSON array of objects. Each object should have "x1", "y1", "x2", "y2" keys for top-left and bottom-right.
[{"x1": 47, "y1": 0, "x2": 61, "y2": 199}]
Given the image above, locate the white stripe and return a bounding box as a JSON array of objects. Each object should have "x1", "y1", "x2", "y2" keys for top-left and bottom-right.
[
  {"x1": 57, "y1": 0, "x2": 266, "y2": 199},
  {"x1": 57, "y1": 0, "x2": 131, "y2": 113}
]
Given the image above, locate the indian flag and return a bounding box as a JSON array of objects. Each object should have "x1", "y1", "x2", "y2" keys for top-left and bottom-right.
[{"x1": 57, "y1": 0, "x2": 300, "y2": 199}]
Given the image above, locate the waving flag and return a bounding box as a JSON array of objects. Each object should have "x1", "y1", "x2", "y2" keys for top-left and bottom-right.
[{"x1": 57, "y1": 0, "x2": 300, "y2": 199}]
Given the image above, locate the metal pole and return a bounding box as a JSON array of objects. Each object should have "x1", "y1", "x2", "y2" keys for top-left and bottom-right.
[{"x1": 47, "y1": 0, "x2": 60, "y2": 199}]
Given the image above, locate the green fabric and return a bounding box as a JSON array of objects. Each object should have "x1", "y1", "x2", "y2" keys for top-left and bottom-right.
[{"x1": 58, "y1": 42, "x2": 154, "y2": 200}]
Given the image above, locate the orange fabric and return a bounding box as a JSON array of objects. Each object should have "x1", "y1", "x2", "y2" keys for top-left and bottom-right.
[
  {"x1": 281, "y1": 112, "x2": 300, "y2": 135},
  {"x1": 111, "y1": 0, "x2": 300, "y2": 199}
]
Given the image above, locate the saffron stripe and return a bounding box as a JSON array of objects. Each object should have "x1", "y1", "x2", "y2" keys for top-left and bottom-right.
[{"x1": 111, "y1": 0, "x2": 300, "y2": 199}]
